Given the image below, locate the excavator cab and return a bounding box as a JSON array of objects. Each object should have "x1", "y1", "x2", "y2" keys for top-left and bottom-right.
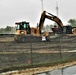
[{"x1": 15, "y1": 21, "x2": 30, "y2": 35}]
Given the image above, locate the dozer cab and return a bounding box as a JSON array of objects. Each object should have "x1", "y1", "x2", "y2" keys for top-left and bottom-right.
[
  {"x1": 15, "y1": 21, "x2": 30, "y2": 35},
  {"x1": 14, "y1": 21, "x2": 49, "y2": 42}
]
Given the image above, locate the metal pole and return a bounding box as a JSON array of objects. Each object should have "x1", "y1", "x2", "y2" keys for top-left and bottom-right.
[
  {"x1": 30, "y1": 42, "x2": 33, "y2": 66},
  {"x1": 41, "y1": 0, "x2": 43, "y2": 12},
  {"x1": 56, "y1": 1, "x2": 59, "y2": 17},
  {"x1": 59, "y1": 35, "x2": 63, "y2": 75}
]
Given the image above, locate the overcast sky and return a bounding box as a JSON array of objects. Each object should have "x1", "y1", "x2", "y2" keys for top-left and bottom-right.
[{"x1": 0, "y1": 0, "x2": 76, "y2": 28}]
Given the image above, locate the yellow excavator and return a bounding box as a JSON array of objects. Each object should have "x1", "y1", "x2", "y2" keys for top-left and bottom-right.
[{"x1": 14, "y1": 11, "x2": 76, "y2": 42}]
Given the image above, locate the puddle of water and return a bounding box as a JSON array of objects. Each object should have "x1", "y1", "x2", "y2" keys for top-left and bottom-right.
[
  {"x1": 33, "y1": 65, "x2": 76, "y2": 75},
  {"x1": 63, "y1": 65, "x2": 76, "y2": 75}
]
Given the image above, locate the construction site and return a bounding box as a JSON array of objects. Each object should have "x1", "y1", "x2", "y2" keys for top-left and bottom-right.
[
  {"x1": 0, "y1": 32, "x2": 76, "y2": 75},
  {"x1": 0, "y1": 0, "x2": 76, "y2": 73},
  {"x1": 0, "y1": 10, "x2": 76, "y2": 75}
]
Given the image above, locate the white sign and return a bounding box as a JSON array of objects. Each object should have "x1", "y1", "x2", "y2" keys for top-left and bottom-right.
[{"x1": 42, "y1": 36, "x2": 46, "y2": 41}]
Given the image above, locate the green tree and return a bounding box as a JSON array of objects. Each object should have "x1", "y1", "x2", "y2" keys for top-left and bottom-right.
[
  {"x1": 0, "y1": 28, "x2": 4, "y2": 34},
  {"x1": 68, "y1": 19, "x2": 76, "y2": 27},
  {"x1": 5, "y1": 26, "x2": 11, "y2": 31}
]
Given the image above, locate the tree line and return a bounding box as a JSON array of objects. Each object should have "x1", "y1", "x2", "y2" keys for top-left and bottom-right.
[{"x1": 0, "y1": 26, "x2": 16, "y2": 34}]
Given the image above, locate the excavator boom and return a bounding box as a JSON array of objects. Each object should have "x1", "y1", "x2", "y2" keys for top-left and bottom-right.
[{"x1": 38, "y1": 11, "x2": 63, "y2": 33}]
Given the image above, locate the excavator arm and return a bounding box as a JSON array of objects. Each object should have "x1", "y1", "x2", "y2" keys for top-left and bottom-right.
[{"x1": 38, "y1": 11, "x2": 64, "y2": 33}]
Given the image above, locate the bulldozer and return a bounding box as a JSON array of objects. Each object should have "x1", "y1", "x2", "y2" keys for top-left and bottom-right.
[
  {"x1": 14, "y1": 21, "x2": 48, "y2": 42},
  {"x1": 14, "y1": 10, "x2": 76, "y2": 42}
]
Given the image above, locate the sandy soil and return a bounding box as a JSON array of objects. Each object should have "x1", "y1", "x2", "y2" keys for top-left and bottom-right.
[{"x1": 1, "y1": 61, "x2": 76, "y2": 75}]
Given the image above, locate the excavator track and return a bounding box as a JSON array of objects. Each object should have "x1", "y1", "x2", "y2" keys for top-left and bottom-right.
[{"x1": 14, "y1": 35, "x2": 50, "y2": 43}]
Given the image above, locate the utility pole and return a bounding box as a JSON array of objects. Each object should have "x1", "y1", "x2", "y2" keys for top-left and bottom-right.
[
  {"x1": 41, "y1": 0, "x2": 43, "y2": 12},
  {"x1": 54, "y1": 1, "x2": 59, "y2": 28},
  {"x1": 56, "y1": 1, "x2": 59, "y2": 17}
]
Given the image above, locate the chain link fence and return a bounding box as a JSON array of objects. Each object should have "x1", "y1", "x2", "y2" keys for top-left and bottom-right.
[{"x1": 0, "y1": 34, "x2": 76, "y2": 73}]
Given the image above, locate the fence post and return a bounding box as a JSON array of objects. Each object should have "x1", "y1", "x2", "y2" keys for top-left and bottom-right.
[{"x1": 30, "y1": 42, "x2": 33, "y2": 66}]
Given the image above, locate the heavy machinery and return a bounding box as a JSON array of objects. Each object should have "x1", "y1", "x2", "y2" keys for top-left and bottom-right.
[
  {"x1": 14, "y1": 21, "x2": 50, "y2": 42},
  {"x1": 14, "y1": 10, "x2": 76, "y2": 42},
  {"x1": 14, "y1": 21, "x2": 44, "y2": 42},
  {"x1": 38, "y1": 11, "x2": 76, "y2": 34}
]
